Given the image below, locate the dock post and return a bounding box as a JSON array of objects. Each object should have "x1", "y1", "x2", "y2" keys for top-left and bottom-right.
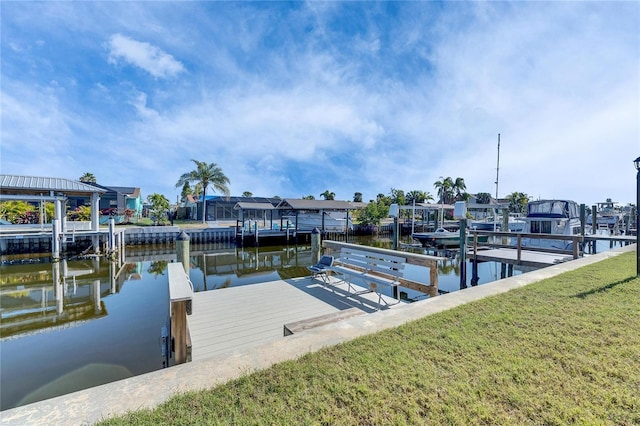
[
  {"x1": 470, "y1": 232, "x2": 479, "y2": 286},
  {"x1": 168, "y1": 263, "x2": 193, "y2": 364},
  {"x1": 459, "y1": 218, "x2": 467, "y2": 289},
  {"x1": 311, "y1": 228, "x2": 321, "y2": 265},
  {"x1": 108, "y1": 217, "x2": 116, "y2": 256},
  {"x1": 176, "y1": 230, "x2": 191, "y2": 275},
  {"x1": 52, "y1": 219, "x2": 60, "y2": 260},
  {"x1": 392, "y1": 216, "x2": 399, "y2": 250},
  {"x1": 592, "y1": 205, "x2": 597, "y2": 234}
]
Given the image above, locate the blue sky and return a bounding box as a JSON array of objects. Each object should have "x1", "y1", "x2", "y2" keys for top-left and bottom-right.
[{"x1": 1, "y1": 1, "x2": 638, "y2": 206}]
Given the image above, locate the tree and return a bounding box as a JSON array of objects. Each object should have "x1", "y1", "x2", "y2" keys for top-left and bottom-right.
[
  {"x1": 242, "y1": 191, "x2": 253, "y2": 198},
  {"x1": 406, "y1": 190, "x2": 434, "y2": 204},
  {"x1": 389, "y1": 188, "x2": 406, "y2": 206},
  {"x1": 376, "y1": 193, "x2": 391, "y2": 207},
  {"x1": 175, "y1": 160, "x2": 230, "y2": 223},
  {"x1": 302, "y1": 195, "x2": 315, "y2": 200},
  {"x1": 320, "y1": 190, "x2": 335, "y2": 200},
  {"x1": 453, "y1": 177, "x2": 467, "y2": 201},
  {"x1": 476, "y1": 192, "x2": 493, "y2": 205},
  {"x1": 180, "y1": 182, "x2": 193, "y2": 202},
  {"x1": 79, "y1": 172, "x2": 97, "y2": 183},
  {"x1": 434, "y1": 177, "x2": 454, "y2": 204},
  {"x1": 357, "y1": 200, "x2": 388, "y2": 231},
  {"x1": 353, "y1": 192, "x2": 363, "y2": 203},
  {"x1": 506, "y1": 192, "x2": 529, "y2": 215},
  {"x1": 147, "y1": 193, "x2": 170, "y2": 225}
]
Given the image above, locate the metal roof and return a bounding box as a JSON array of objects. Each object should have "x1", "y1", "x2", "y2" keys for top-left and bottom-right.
[
  {"x1": 0, "y1": 174, "x2": 106, "y2": 194},
  {"x1": 233, "y1": 202, "x2": 276, "y2": 210}
]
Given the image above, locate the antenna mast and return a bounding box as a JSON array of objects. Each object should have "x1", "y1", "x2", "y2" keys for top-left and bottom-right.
[{"x1": 495, "y1": 133, "x2": 500, "y2": 200}]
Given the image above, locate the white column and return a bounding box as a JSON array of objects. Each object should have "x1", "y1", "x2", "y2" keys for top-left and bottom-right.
[
  {"x1": 52, "y1": 219, "x2": 60, "y2": 259},
  {"x1": 54, "y1": 198, "x2": 63, "y2": 235},
  {"x1": 91, "y1": 193, "x2": 100, "y2": 231}
]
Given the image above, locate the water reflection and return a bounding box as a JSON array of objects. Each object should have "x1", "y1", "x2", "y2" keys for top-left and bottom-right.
[
  {"x1": 0, "y1": 256, "x2": 167, "y2": 411},
  {"x1": 0, "y1": 258, "x2": 130, "y2": 338}
]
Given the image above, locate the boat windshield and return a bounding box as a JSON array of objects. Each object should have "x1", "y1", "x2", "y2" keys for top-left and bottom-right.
[{"x1": 527, "y1": 200, "x2": 579, "y2": 218}]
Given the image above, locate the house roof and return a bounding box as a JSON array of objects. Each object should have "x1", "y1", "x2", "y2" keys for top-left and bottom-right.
[
  {"x1": 88, "y1": 183, "x2": 140, "y2": 197},
  {"x1": 195, "y1": 195, "x2": 281, "y2": 205},
  {"x1": 276, "y1": 198, "x2": 366, "y2": 211},
  {"x1": 233, "y1": 202, "x2": 276, "y2": 210},
  {"x1": 0, "y1": 174, "x2": 106, "y2": 194},
  {"x1": 107, "y1": 186, "x2": 140, "y2": 197}
]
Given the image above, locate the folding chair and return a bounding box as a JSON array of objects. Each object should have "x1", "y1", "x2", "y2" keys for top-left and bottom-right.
[{"x1": 307, "y1": 255, "x2": 334, "y2": 284}]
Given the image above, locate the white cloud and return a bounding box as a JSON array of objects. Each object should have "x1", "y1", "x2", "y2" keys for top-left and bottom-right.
[
  {"x1": 107, "y1": 33, "x2": 185, "y2": 78},
  {"x1": 1, "y1": 2, "x2": 637, "y2": 204}
]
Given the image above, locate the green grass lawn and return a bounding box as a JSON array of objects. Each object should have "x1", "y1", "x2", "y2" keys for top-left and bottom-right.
[{"x1": 99, "y1": 252, "x2": 640, "y2": 425}]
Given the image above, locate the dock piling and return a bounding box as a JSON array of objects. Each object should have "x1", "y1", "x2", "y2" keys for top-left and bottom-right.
[{"x1": 168, "y1": 263, "x2": 193, "y2": 364}]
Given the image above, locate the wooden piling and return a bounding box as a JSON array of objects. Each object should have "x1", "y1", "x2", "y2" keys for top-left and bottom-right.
[{"x1": 168, "y1": 263, "x2": 193, "y2": 364}]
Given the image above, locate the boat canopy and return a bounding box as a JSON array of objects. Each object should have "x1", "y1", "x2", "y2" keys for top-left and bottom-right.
[{"x1": 526, "y1": 200, "x2": 580, "y2": 219}]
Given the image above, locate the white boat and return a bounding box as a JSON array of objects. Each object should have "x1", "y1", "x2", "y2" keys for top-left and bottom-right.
[
  {"x1": 470, "y1": 213, "x2": 526, "y2": 232},
  {"x1": 412, "y1": 227, "x2": 489, "y2": 248},
  {"x1": 587, "y1": 199, "x2": 624, "y2": 233},
  {"x1": 517, "y1": 200, "x2": 584, "y2": 251}
]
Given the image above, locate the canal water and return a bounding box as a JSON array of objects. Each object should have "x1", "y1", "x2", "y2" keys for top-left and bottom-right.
[{"x1": 0, "y1": 236, "x2": 616, "y2": 410}]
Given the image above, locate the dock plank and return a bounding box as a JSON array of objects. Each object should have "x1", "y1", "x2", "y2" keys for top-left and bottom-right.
[{"x1": 187, "y1": 277, "x2": 404, "y2": 361}]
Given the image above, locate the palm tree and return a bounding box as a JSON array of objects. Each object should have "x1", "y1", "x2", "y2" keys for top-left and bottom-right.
[
  {"x1": 176, "y1": 160, "x2": 230, "y2": 223},
  {"x1": 79, "y1": 172, "x2": 96, "y2": 183},
  {"x1": 320, "y1": 190, "x2": 335, "y2": 200},
  {"x1": 242, "y1": 191, "x2": 253, "y2": 198},
  {"x1": 434, "y1": 177, "x2": 454, "y2": 204},
  {"x1": 506, "y1": 192, "x2": 529, "y2": 215},
  {"x1": 453, "y1": 177, "x2": 467, "y2": 201},
  {"x1": 476, "y1": 192, "x2": 493, "y2": 205},
  {"x1": 179, "y1": 182, "x2": 193, "y2": 202}
]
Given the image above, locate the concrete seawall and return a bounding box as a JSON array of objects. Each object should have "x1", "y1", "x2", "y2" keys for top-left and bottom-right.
[{"x1": 0, "y1": 226, "x2": 236, "y2": 255}]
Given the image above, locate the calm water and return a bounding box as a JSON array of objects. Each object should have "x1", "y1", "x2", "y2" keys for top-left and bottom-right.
[{"x1": 0, "y1": 236, "x2": 617, "y2": 410}]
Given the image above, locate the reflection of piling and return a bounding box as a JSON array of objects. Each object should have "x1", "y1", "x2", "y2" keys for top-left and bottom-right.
[
  {"x1": 176, "y1": 231, "x2": 190, "y2": 275},
  {"x1": 311, "y1": 228, "x2": 321, "y2": 265},
  {"x1": 53, "y1": 260, "x2": 63, "y2": 314}
]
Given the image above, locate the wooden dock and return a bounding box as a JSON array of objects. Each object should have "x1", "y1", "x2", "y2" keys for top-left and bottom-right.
[
  {"x1": 187, "y1": 277, "x2": 405, "y2": 362},
  {"x1": 468, "y1": 247, "x2": 574, "y2": 268}
]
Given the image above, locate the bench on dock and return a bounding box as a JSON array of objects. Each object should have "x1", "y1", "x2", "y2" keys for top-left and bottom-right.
[
  {"x1": 283, "y1": 307, "x2": 365, "y2": 336},
  {"x1": 326, "y1": 247, "x2": 408, "y2": 309}
]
